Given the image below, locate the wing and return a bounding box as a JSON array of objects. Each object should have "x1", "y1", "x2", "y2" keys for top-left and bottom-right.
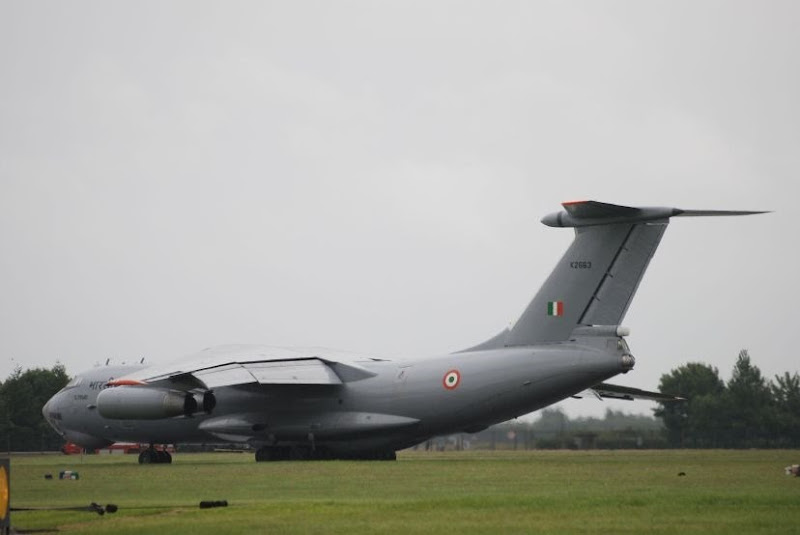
[
  {"x1": 107, "y1": 345, "x2": 382, "y2": 390},
  {"x1": 573, "y1": 382, "x2": 685, "y2": 402}
]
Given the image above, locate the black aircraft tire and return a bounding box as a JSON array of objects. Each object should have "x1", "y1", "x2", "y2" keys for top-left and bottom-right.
[
  {"x1": 289, "y1": 447, "x2": 310, "y2": 461},
  {"x1": 255, "y1": 447, "x2": 271, "y2": 462}
]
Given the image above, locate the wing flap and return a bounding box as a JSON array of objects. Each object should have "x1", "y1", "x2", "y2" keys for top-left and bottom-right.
[
  {"x1": 194, "y1": 364, "x2": 258, "y2": 389},
  {"x1": 244, "y1": 360, "x2": 342, "y2": 385},
  {"x1": 109, "y1": 345, "x2": 379, "y2": 390},
  {"x1": 573, "y1": 382, "x2": 684, "y2": 402}
]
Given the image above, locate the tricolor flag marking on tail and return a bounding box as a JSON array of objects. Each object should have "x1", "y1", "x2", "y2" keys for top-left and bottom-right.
[{"x1": 547, "y1": 301, "x2": 564, "y2": 317}]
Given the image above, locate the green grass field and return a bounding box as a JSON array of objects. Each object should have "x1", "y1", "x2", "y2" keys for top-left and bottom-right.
[{"x1": 6, "y1": 449, "x2": 800, "y2": 534}]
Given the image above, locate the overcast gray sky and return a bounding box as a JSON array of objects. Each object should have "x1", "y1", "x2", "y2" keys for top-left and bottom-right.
[{"x1": 1, "y1": 1, "x2": 797, "y2": 418}]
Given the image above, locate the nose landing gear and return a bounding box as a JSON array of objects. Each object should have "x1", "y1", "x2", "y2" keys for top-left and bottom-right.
[{"x1": 138, "y1": 444, "x2": 173, "y2": 464}]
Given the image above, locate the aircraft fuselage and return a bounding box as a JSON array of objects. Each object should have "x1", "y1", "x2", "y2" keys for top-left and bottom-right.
[{"x1": 43, "y1": 341, "x2": 631, "y2": 455}]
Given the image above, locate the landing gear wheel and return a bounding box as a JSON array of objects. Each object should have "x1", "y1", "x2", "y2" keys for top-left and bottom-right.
[
  {"x1": 289, "y1": 447, "x2": 310, "y2": 461},
  {"x1": 350, "y1": 450, "x2": 397, "y2": 461},
  {"x1": 138, "y1": 449, "x2": 158, "y2": 464},
  {"x1": 256, "y1": 446, "x2": 312, "y2": 462},
  {"x1": 139, "y1": 447, "x2": 171, "y2": 464},
  {"x1": 255, "y1": 447, "x2": 271, "y2": 462}
]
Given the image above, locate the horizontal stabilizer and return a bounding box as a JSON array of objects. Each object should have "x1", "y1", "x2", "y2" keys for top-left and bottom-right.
[
  {"x1": 562, "y1": 200, "x2": 640, "y2": 219},
  {"x1": 674, "y1": 209, "x2": 770, "y2": 217},
  {"x1": 573, "y1": 382, "x2": 685, "y2": 402},
  {"x1": 542, "y1": 200, "x2": 768, "y2": 228}
]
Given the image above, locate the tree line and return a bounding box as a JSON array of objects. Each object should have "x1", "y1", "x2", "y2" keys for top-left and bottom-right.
[
  {"x1": 0, "y1": 364, "x2": 69, "y2": 452},
  {"x1": 656, "y1": 349, "x2": 800, "y2": 448}
]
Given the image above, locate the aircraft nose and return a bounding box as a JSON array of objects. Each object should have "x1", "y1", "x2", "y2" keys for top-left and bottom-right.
[{"x1": 41, "y1": 393, "x2": 60, "y2": 431}]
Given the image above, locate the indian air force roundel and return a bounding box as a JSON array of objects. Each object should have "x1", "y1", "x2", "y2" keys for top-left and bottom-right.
[{"x1": 442, "y1": 370, "x2": 461, "y2": 390}]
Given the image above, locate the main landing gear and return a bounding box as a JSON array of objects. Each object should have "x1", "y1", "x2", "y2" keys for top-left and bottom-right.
[
  {"x1": 254, "y1": 446, "x2": 396, "y2": 462},
  {"x1": 138, "y1": 444, "x2": 173, "y2": 464}
]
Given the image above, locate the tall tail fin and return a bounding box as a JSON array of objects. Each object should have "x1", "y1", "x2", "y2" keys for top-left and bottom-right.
[{"x1": 497, "y1": 201, "x2": 767, "y2": 347}]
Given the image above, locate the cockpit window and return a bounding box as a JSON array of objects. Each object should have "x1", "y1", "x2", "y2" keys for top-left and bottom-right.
[{"x1": 61, "y1": 376, "x2": 83, "y2": 391}]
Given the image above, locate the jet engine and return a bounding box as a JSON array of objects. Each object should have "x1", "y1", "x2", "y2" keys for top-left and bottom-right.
[
  {"x1": 198, "y1": 391, "x2": 216, "y2": 414},
  {"x1": 97, "y1": 386, "x2": 199, "y2": 420}
]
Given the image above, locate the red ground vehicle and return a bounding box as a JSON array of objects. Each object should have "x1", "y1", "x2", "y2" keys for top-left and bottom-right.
[
  {"x1": 60, "y1": 442, "x2": 93, "y2": 454},
  {"x1": 61, "y1": 442, "x2": 172, "y2": 455}
]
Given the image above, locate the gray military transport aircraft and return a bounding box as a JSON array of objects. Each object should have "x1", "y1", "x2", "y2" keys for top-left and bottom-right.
[{"x1": 42, "y1": 200, "x2": 765, "y2": 463}]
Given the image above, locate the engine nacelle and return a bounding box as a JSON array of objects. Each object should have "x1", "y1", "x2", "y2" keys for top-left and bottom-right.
[
  {"x1": 200, "y1": 391, "x2": 216, "y2": 414},
  {"x1": 191, "y1": 391, "x2": 217, "y2": 414},
  {"x1": 97, "y1": 386, "x2": 197, "y2": 420}
]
